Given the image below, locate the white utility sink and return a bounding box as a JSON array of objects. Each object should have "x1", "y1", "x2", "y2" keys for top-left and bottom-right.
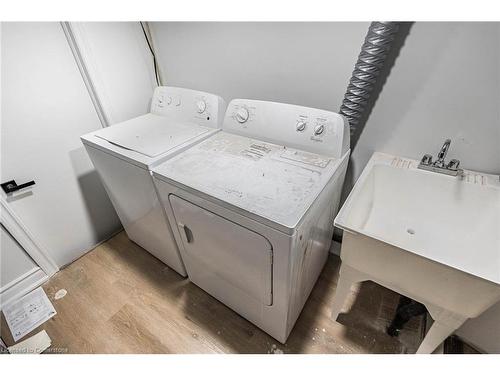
[{"x1": 331, "y1": 152, "x2": 500, "y2": 354}]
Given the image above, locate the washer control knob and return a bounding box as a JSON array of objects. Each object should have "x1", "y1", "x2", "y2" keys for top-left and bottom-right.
[
  {"x1": 165, "y1": 96, "x2": 172, "y2": 105},
  {"x1": 196, "y1": 100, "x2": 207, "y2": 114},
  {"x1": 314, "y1": 124, "x2": 325, "y2": 135},
  {"x1": 296, "y1": 121, "x2": 307, "y2": 132},
  {"x1": 235, "y1": 108, "x2": 250, "y2": 123}
]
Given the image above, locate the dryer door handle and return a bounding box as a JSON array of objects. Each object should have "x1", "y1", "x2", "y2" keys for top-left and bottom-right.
[{"x1": 178, "y1": 223, "x2": 193, "y2": 244}]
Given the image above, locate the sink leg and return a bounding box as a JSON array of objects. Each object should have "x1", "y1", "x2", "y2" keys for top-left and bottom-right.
[
  {"x1": 331, "y1": 264, "x2": 366, "y2": 321},
  {"x1": 416, "y1": 316, "x2": 467, "y2": 354}
]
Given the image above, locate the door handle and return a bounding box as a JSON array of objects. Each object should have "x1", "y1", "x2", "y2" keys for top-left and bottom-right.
[
  {"x1": 178, "y1": 223, "x2": 193, "y2": 243},
  {"x1": 1, "y1": 179, "x2": 36, "y2": 194}
]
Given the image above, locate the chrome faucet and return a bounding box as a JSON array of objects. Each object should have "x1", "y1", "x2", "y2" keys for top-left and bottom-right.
[
  {"x1": 435, "y1": 139, "x2": 451, "y2": 167},
  {"x1": 418, "y1": 139, "x2": 464, "y2": 177}
]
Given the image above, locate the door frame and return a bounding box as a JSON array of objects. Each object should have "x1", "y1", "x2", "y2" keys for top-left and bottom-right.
[
  {"x1": 1, "y1": 198, "x2": 59, "y2": 277},
  {"x1": 60, "y1": 21, "x2": 110, "y2": 128}
]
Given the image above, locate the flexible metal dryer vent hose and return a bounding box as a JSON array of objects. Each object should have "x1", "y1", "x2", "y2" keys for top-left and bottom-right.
[{"x1": 340, "y1": 22, "x2": 401, "y2": 137}]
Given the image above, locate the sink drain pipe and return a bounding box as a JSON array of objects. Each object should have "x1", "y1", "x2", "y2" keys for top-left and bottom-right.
[{"x1": 339, "y1": 22, "x2": 402, "y2": 147}]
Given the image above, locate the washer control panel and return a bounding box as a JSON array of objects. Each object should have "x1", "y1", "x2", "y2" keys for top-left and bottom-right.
[
  {"x1": 151, "y1": 86, "x2": 226, "y2": 129},
  {"x1": 223, "y1": 99, "x2": 350, "y2": 158}
]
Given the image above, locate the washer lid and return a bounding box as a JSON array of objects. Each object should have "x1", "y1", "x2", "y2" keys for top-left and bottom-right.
[{"x1": 95, "y1": 115, "x2": 211, "y2": 157}]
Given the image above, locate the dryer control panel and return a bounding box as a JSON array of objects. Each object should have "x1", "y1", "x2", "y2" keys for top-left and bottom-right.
[
  {"x1": 223, "y1": 99, "x2": 350, "y2": 158},
  {"x1": 151, "y1": 86, "x2": 226, "y2": 129}
]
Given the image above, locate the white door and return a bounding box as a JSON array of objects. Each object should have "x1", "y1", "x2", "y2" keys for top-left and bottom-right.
[
  {"x1": 169, "y1": 195, "x2": 273, "y2": 306},
  {"x1": 1, "y1": 23, "x2": 121, "y2": 267}
]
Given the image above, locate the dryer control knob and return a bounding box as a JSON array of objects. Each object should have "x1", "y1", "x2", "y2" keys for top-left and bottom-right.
[
  {"x1": 196, "y1": 100, "x2": 207, "y2": 114},
  {"x1": 235, "y1": 108, "x2": 250, "y2": 123},
  {"x1": 296, "y1": 121, "x2": 307, "y2": 132},
  {"x1": 314, "y1": 124, "x2": 325, "y2": 135}
]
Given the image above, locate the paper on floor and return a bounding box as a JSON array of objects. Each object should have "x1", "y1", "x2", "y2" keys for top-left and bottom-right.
[
  {"x1": 3, "y1": 287, "x2": 56, "y2": 342},
  {"x1": 8, "y1": 330, "x2": 52, "y2": 354}
]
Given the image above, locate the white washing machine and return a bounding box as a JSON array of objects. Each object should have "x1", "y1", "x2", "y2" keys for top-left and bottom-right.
[
  {"x1": 152, "y1": 99, "x2": 350, "y2": 342},
  {"x1": 81, "y1": 87, "x2": 226, "y2": 276}
]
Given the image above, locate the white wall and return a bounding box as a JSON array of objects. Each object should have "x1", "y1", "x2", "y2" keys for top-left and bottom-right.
[
  {"x1": 150, "y1": 22, "x2": 369, "y2": 110},
  {"x1": 151, "y1": 21, "x2": 499, "y2": 179},
  {"x1": 351, "y1": 22, "x2": 500, "y2": 183}
]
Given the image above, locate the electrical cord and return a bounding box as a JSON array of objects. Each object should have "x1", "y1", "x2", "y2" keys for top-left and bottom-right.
[{"x1": 140, "y1": 21, "x2": 160, "y2": 86}]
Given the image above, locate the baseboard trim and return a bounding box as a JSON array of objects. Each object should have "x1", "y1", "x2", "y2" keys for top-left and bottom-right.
[{"x1": 0, "y1": 268, "x2": 48, "y2": 311}]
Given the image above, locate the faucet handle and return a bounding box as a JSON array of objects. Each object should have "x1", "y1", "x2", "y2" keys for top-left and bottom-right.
[
  {"x1": 421, "y1": 154, "x2": 433, "y2": 165},
  {"x1": 447, "y1": 159, "x2": 460, "y2": 170}
]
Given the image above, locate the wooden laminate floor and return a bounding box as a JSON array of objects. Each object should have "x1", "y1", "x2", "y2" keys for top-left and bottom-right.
[{"x1": 1, "y1": 231, "x2": 424, "y2": 353}]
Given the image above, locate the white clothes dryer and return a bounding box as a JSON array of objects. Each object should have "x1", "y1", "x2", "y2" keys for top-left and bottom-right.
[{"x1": 152, "y1": 99, "x2": 350, "y2": 342}]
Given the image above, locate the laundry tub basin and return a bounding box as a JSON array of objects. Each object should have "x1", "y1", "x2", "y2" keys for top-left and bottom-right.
[{"x1": 331, "y1": 152, "x2": 500, "y2": 353}]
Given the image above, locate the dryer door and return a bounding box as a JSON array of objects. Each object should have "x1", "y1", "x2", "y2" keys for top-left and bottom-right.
[{"x1": 169, "y1": 195, "x2": 273, "y2": 306}]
